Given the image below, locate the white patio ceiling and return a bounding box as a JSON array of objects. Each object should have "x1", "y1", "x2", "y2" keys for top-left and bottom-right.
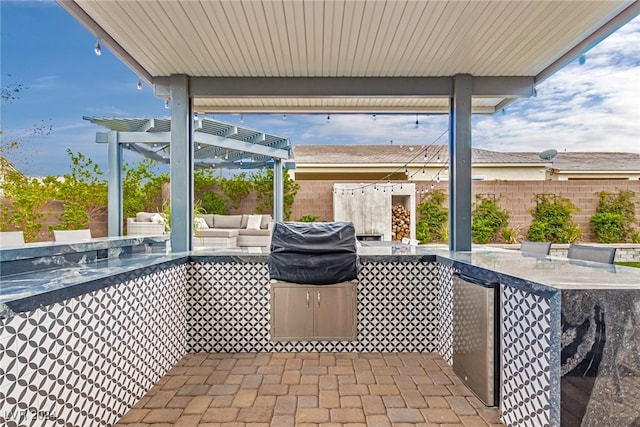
[{"x1": 59, "y1": 0, "x2": 639, "y2": 114}]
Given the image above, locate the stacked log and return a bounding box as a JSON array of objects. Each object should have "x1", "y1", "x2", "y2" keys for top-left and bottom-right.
[{"x1": 391, "y1": 203, "x2": 410, "y2": 241}]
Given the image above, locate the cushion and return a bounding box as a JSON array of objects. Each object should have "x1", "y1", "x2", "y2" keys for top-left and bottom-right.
[
  {"x1": 237, "y1": 228, "x2": 271, "y2": 236},
  {"x1": 136, "y1": 212, "x2": 155, "y2": 222},
  {"x1": 197, "y1": 229, "x2": 239, "y2": 238},
  {"x1": 241, "y1": 215, "x2": 249, "y2": 229},
  {"x1": 246, "y1": 214, "x2": 262, "y2": 230},
  {"x1": 261, "y1": 214, "x2": 273, "y2": 229},
  {"x1": 213, "y1": 214, "x2": 243, "y2": 229},
  {"x1": 198, "y1": 214, "x2": 215, "y2": 228},
  {"x1": 194, "y1": 217, "x2": 208, "y2": 230},
  {"x1": 151, "y1": 213, "x2": 164, "y2": 224}
]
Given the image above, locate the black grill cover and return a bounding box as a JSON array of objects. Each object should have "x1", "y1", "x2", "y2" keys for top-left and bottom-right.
[{"x1": 268, "y1": 221, "x2": 358, "y2": 285}]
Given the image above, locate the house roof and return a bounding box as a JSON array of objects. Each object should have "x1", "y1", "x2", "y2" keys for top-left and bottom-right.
[
  {"x1": 516, "y1": 151, "x2": 640, "y2": 171},
  {"x1": 293, "y1": 145, "x2": 640, "y2": 172},
  {"x1": 58, "y1": 0, "x2": 639, "y2": 114},
  {"x1": 293, "y1": 145, "x2": 547, "y2": 166}
]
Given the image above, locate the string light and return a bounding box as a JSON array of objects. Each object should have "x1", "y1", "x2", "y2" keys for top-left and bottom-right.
[
  {"x1": 282, "y1": 114, "x2": 287, "y2": 120},
  {"x1": 415, "y1": 114, "x2": 419, "y2": 128},
  {"x1": 372, "y1": 114, "x2": 376, "y2": 121},
  {"x1": 327, "y1": 114, "x2": 331, "y2": 121},
  {"x1": 137, "y1": 79, "x2": 143, "y2": 90},
  {"x1": 164, "y1": 99, "x2": 170, "y2": 109},
  {"x1": 240, "y1": 113, "x2": 244, "y2": 123},
  {"x1": 94, "y1": 39, "x2": 102, "y2": 56},
  {"x1": 579, "y1": 54, "x2": 586, "y2": 65},
  {"x1": 193, "y1": 113, "x2": 199, "y2": 122}
]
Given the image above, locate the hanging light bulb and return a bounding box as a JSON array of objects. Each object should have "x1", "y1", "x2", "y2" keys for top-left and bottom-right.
[
  {"x1": 282, "y1": 114, "x2": 287, "y2": 120},
  {"x1": 533, "y1": 88, "x2": 538, "y2": 98},
  {"x1": 240, "y1": 113, "x2": 244, "y2": 123},
  {"x1": 372, "y1": 114, "x2": 376, "y2": 121},
  {"x1": 400, "y1": 183, "x2": 403, "y2": 190},
  {"x1": 415, "y1": 114, "x2": 419, "y2": 128},
  {"x1": 422, "y1": 168, "x2": 426, "y2": 175},
  {"x1": 579, "y1": 54, "x2": 586, "y2": 65},
  {"x1": 436, "y1": 175, "x2": 441, "y2": 183},
  {"x1": 361, "y1": 188, "x2": 365, "y2": 195},
  {"x1": 404, "y1": 167, "x2": 409, "y2": 175},
  {"x1": 164, "y1": 99, "x2": 170, "y2": 109},
  {"x1": 424, "y1": 152, "x2": 428, "y2": 161},
  {"x1": 431, "y1": 184, "x2": 434, "y2": 190},
  {"x1": 224, "y1": 151, "x2": 229, "y2": 160},
  {"x1": 374, "y1": 184, "x2": 378, "y2": 191},
  {"x1": 94, "y1": 39, "x2": 102, "y2": 56},
  {"x1": 193, "y1": 113, "x2": 199, "y2": 122},
  {"x1": 137, "y1": 78, "x2": 143, "y2": 90},
  {"x1": 327, "y1": 114, "x2": 331, "y2": 121},
  {"x1": 351, "y1": 190, "x2": 354, "y2": 197}
]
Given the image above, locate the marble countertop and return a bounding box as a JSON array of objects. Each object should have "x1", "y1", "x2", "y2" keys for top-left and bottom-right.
[{"x1": 1, "y1": 244, "x2": 638, "y2": 317}]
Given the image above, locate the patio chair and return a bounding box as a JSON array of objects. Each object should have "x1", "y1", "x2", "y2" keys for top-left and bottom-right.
[
  {"x1": 567, "y1": 244, "x2": 616, "y2": 264},
  {"x1": 0, "y1": 231, "x2": 25, "y2": 247},
  {"x1": 53, "y1": 229, "x2": 92, "y2": 242},
  {"x1": 519, "y1": 240, "x2": 551, "y2": 255}
]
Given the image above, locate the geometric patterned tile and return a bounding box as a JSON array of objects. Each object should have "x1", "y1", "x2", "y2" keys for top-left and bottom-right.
[
  {"x1": 501, "y1": 284, "x2": 551, "y2": 427},
  {"x1": 437, "y1": 264, "x2": 454, "y2": 364},
  {"x1": 0, "y1": 264, "x2": 188, "y2": 426},
  {"x1": 188, "y1": 261, "x2": 442, "y2": 353}
]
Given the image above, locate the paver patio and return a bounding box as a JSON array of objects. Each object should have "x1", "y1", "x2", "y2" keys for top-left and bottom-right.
[{"x1": 115, "y1": 352, "x2": 505, "y2": 426}]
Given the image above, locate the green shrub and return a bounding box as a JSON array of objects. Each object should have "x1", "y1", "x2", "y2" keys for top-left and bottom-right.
[
  {"x1": 471, "y1": 196, "x2": 510, "y2": 244},
  {"x1": 590, "y1": 190, "x2": 637, "y2": 243},
  {"x1": 297, "y1": 215, "x2": 319, "y2": 222},
  {"x1": 527, "y1": 194, "x2": 580, "y2": 243},
  {"x1": 416, "y1": 190, "x2": 448, "y2": 243}
]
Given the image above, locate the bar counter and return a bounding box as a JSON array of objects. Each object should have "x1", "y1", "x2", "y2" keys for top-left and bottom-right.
[{"x1": 1, "y1": 241, "x2": 638, "y2": 426}]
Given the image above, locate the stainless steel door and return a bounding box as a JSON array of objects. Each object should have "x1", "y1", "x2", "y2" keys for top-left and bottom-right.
[{"x1": 452, "y1": 272, "x2": 498, "y2": 406}]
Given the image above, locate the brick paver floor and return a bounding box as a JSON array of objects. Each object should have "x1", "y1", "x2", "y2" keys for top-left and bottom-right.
[{"x1": 115, "y1": 352, "x2": 505, "y2": 426}]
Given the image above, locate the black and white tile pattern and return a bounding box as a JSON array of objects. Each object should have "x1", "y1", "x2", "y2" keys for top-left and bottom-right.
[
  {"x1": 501, "y1": 284, "x2": 552, "y2": 427},
  {"x1": 0, "y1": 264, "x2": 188, "y2": 427},
  {"x1": 437, "y1": 264, "x2": 454, "y2": 364},
  {"x1": 187, "y1": 261, "x2": 441, "y2": 353}
]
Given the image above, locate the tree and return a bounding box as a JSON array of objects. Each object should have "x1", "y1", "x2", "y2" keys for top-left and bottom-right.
[
  {"x1": 122, "y1": 158, "x2": 169, "y2": 221},
  {"x1": 252, "y1": 168, "x2": 300, "y2": 220},
  {"x1": 52, "y1": 150, "x2": 108, "y2": 230},
  {"x1": 416, "y1": 190, "x2": 449, "y2": 243},
  {"x1": 471, "y1": 196, "x2": 510, "y2": 244},
  {"x1": 527, "y1": 194, "x2": 580, "y2": 243}
]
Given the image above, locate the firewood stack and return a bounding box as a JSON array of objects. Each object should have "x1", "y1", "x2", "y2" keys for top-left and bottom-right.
[{"x1": 391, "y1": 203, "x2": 410, "y2": 241}]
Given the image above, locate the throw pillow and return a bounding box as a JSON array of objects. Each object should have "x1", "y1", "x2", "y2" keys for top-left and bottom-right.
[
  {"x1": 194, "y1": 217, "x2": 208, "y2": 230},
  {"x1": 151, "y1": 213, "x2": 165, "y2": 224},
  {"x1": 246, "y1": 214, "x2": 262, "y2": 230}
]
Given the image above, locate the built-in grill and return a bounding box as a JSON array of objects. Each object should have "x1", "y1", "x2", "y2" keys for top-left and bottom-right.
[
  {"x1": 268, "y1": 221, "x2": 358, "y2": 285},
  {"x1": 268, "y1": 222, "x2": 359, "y2": 341}
]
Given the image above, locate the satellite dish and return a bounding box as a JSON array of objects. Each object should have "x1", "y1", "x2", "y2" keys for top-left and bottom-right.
[{"x1": 539, "y1": 149, "x2": 558, "y2": 161}]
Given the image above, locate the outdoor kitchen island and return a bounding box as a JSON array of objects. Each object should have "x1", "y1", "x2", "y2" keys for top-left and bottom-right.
[{"x1": 1, "y1": 243, "x2": 638, "y2": 426}]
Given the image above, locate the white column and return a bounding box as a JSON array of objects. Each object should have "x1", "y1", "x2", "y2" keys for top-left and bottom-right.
[{"x1": 107, "y1": 131, "x2": 123, "y2": 236}]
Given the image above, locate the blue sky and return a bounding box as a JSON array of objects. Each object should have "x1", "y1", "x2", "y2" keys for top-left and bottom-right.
[{"x1": 2, "y1": 1, "x2": 639, "y2": 177}]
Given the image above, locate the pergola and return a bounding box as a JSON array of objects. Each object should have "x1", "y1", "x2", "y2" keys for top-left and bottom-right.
[
  {"x1": 58, "y1": 0, "x2": 640, "y2": 252},
  {"x1": 83, "y1": 116, "x2": 294, "y2": 235}
]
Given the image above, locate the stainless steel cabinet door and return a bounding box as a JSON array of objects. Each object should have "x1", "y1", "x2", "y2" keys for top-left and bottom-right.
[
  {"x1": 271, "y1": 285, "x2": 314, "y2": 340},
  {"x1": 315, "y1": 284, "x2": 357, "y2": 340}
]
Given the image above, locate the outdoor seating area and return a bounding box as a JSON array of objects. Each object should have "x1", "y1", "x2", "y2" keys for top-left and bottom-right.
[
  {"x1": 127, "y1": 212, "x2": 167, "y2": 236},
  {"x1": 194, "y1": 213, "x2": 273, "y2": 248}
]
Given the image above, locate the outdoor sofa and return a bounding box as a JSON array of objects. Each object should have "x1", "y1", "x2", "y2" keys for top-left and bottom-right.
[
  {"x1": 194, "y1": 213, "x2": 273, "y2": 247},
  {"x1": 127, "y1": 212, "x2": 167, "y2": 236}
]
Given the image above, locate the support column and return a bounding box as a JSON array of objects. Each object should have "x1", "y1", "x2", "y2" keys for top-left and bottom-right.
[
  {"x1": 169, "y1": 75, "x2": 193, "y2": 252},
  {"x1": 449, "y1": 74, "x2": 473, "y2": 251},
  {"x1": 273, "y1": 159, "x2": 284, "y2": 222},
  {"x1": 107, "y1": 131, "x2": 123, "y2": 236}
]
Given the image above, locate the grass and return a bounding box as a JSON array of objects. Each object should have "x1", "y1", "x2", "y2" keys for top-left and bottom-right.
[{"x1": 615, "y1": 261, "x2": 640, "y2": 268}]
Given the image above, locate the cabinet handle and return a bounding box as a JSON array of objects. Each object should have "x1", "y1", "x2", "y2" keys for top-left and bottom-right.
[
  {"x1": 306, "y1": 290, "x2": 310, "y2": 307},
  {"x1": 317, "y1": 290, "x2": 321, "y2": 307}
]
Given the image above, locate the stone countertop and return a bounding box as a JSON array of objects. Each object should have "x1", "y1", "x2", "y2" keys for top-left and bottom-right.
[
  {"x1": 1, "y1": 253, "x2": 189, "y2": 313},
  {"x1": 0, "y1": 235, "x2": 169, "y2": 262},
  {"x1": 2, "y1": 245, "x2": 638, "y2": 318},
  {"x1": 432, "y1": 246, "x2": 640, "y2": 291}
]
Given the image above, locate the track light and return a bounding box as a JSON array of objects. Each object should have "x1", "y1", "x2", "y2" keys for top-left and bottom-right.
[{"x1": 94, "y1": 39, "x2": 102, "y2": 56}]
